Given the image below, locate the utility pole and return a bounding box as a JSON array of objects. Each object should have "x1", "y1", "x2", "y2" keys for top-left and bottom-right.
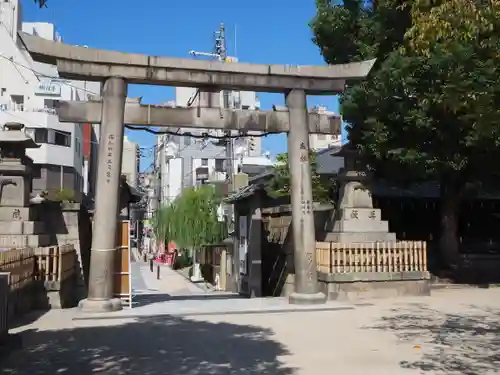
[
  {"x1": 215, "y1": 24, "x2": 235, "y2": 231},
  {"x1": 189, "y1": 23, "x2": 236, "y2": 289}
]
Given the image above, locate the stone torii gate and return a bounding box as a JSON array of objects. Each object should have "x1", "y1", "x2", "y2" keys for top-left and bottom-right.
[{"x1": 20, "y1": 32, "x2": 375, "y2": 312}]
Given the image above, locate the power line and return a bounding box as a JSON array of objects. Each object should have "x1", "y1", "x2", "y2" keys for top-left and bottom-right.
[
  {"x1": 0, "y1": 53, "x2": 101, "y2": 97},
  {"x1": 125, "y1": 125, "x2": 275, "y2": 139}
]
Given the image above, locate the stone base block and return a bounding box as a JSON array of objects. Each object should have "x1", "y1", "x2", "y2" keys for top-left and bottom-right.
[
  {"x1": 0, "y1": 234, "x2": 50, "y2": 248},
  {"x1": 338, "y1": 208, "x2": 382, "y2": 221},
  {"x1": 78, "y1": 298, "x2": 123, "y2": 313},
  {"x1": 332, "y1": 219, "x2": 389, "y2": 232},
  {"x1": 0, "y1": 221, "x2": 45, "y2": 235},
  {"x1": 289, "y1": 291, "x2": 326, "y2": 305},
  {"x1": 324, "y1": 232, "x2": 397, "y2": 243},
  {"x1": 318, "y1": 271, "x2": 431, "y2": 301},
  {"x1": 0, "y1": 207, "x2": 36, "y2": 222}
]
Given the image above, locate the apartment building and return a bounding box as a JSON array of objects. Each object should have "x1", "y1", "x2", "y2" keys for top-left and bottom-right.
[
  {"x1": 309, "y1": 105, "x2": 342, "y2": 150},
  {"x1": 0, "y1": 0, "x2": 99, "y2": 200},
  {"x1": 155, "y1": 83, "x2": 274, "y2": 205}
]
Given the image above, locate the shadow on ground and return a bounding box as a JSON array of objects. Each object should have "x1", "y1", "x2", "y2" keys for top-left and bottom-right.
[
  {"x1": 365, "y1": 303, "x2": 500, "y2": 374},
  {"x1": 1, "y1": 315, "x2": 295, "y2": 375}
]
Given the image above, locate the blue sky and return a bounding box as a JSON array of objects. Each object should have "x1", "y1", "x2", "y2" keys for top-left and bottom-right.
[{"x1": 22, "y1": 0, "x2": 345, "y2": 169}]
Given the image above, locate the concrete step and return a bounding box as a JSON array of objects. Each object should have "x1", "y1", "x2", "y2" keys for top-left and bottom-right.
[
  {"x1": 0, "y1": 221, "x2": 45, "y2": 235},
  {"x1": 0, "y1": 234, "x2": 51, "y2": 249}
]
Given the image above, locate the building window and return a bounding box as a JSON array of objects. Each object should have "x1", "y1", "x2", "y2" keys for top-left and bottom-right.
[
  {"x1": 44, "y1": 99, "x2": 59, "y2": 110},
  {"x1": 33, "y1": 128, "x2": 48, "y2": 143},
  {"x1": 183, "y1": 137, "x2": 191, "y2": 147},
  {"x1": 317, "y1": 134, "x2": 327, "y2": 141},
  {"x1": 53, "y1": 130, "x2": 71, "y2": 147},
  {"x1": 215, "y1": 159, "x2": 225, "y2": 172},
  {"x1": 10, "y1": 95, "x2": 24, "y2": 111},
  {"x1": 201, "y1": 158, "x2": 208, "y2": 166}
]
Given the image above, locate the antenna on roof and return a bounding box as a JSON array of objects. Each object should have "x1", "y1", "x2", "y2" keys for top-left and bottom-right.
[{"x1": 35, "y1": 0, "x2": 48, "y2": 8}]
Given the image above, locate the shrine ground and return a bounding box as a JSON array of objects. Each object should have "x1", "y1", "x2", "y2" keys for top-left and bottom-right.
[{"x1": 2, "y1": 285, "x2": 500, "y2": 375}]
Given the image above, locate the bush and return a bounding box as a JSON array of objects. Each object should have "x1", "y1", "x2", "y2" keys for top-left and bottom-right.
[{"x1": 53, "y1": 188, "x2": 76, "y2": 203}]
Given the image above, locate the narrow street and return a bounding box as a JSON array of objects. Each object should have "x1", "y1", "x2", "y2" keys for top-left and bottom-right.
[{"x1": 131, "y1": 259, "x2": 208, "y2": 297}]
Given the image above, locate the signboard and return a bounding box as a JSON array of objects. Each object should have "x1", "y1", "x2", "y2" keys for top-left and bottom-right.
[
  {"x1": 238, "y1": 215, "x2": 248, "y2": 275},
  {"x1": 34, "y1": 79, "x2": 61, "y2": 97},
  {"x1": 113, "y1": 220, "x2": 132, "y2": 307},
  {"x1": 195, "y1": 166, "x2": 209, "y2": 181}
]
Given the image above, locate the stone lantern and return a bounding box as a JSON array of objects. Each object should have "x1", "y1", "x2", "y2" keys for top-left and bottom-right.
[
  {"x1": 0, "y1": 122, "x2": 40, "y2": 207},
  {"x1": 335, "y1": 144, "x2": 373, "y2": 209},
  {"x1": 325, "y1": 143, "x2": 396, "y2": 243}
]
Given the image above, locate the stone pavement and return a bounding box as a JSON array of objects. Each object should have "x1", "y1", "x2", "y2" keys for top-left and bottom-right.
[
  {"x1": 2, "y1": 288, "x2": 500, "y2": 374},
  {"x1": 131, "y1": 260, "x2": 207, "y2": 296}
]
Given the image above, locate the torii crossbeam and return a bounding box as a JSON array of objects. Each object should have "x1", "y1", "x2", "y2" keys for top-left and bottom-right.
[{"x1": 57, "y1": 101, "x2": 341, "y2": 134}]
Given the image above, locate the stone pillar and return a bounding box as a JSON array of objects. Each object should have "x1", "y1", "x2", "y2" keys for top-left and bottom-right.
[
  {"x1": 78, "y1": 77, "x2": 127, "y2": 312},
  {"x1": 285, "y1": 89, "x2": 326, "y2": 305}
]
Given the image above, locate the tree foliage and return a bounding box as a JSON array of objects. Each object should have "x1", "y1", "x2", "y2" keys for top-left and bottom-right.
[
  {"x1": 152, "y1": 185, "x2": 226, "y2": 250},
  {"x1": 266, "y1": 151, "x2": 335, "y2": 203},
  {"x1": 310, "y1": 0, "x2": 500, "y2": 265}
]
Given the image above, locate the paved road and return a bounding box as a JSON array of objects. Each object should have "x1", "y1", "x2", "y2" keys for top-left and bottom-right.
[
  {"x1": 3, "y1": 288, "x2": 500, "y2": 374},
  {"x1": 131, "y1": 260, "x2": 207, "y2": 296}
]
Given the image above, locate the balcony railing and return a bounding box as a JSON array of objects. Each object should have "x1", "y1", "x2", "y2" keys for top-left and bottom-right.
[{"x1": 0, "y1": 103, "x2": 57, "y2": 115}]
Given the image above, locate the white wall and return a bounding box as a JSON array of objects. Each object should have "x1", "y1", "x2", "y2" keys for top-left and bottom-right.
[
  {"x1": 309, "y1": 106, "x2": 342, "y2": 150},
  {"x1": 122, "y1": 135, "x2": 139, "y2": 187},
  {"x1": 0, "y1": 6, "x2": 83, "y2": 176},
  {"x1": 161, "y1": 158, "x2": 182, "y2": 204}
]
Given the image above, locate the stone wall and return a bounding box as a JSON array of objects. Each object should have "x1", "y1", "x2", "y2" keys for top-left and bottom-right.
[{"x1": 38, "y1": 201, "x2": 91, "y2": 301}]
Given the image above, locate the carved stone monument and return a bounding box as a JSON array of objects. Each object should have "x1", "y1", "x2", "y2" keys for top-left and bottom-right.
[
  {"x1": 325, "y1": 145, "x2": 396, "y2": 243},
  {"x1": 0, "y1": 122, "x2": 49, "y2": 248}
]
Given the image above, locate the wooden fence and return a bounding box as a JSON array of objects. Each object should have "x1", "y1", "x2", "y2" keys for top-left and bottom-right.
[
  {"x1": 0, "y1": 248, "x2": 35, "y2": 291},
  {"x1": 34, "y1": 244, "x2": 77, "y2": 284},
  {"x1": 0, "y1": 245, "x2": 77, "y2": 288},
  {"x1": 316, "y1": 241, "x2": 427, "y2": 274}
]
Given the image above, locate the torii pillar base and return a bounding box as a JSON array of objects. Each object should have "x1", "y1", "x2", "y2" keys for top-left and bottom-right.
[
  {"x1": 78, "y1": 298, "x2": 123, "y2": 313},
  {"x1": 289, "y1": 292, "x2": 326, "y2": 305}
]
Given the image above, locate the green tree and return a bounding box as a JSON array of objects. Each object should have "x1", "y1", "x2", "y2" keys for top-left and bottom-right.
[
  {"x1": 266, "y1": 151, "x2": 335, "y2": 203},
  {"x1": 311, "y1": 0, "x2": 500, "y2": 266},
  {"x1": 152, "y1": 185, "x2": 227, "y2": 250}
]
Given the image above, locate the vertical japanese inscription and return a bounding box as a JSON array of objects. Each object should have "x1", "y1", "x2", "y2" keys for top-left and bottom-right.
[
  {"x1": 106, "y1": 134, "x2": 115, "y2": 184},
  {"x1": 12, "y1": 209, "x2": 21, "y2": 220},
  {"x1": 299, "y1": 144, "x2": 311, "y2": 215},
  {"x1": 301, "y1": 199, "x2": 312, "y2": 215},
  {"x1": 306, "y1": 251, "x2": 314, "y2": 280}
]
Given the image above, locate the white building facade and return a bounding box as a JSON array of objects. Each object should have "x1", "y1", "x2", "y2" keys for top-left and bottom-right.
[
  {"x1": 0, "y1": 0, "x2": 98, "y2": 200},
  {"x1": 155, "y1": 81, "x2": 273, "y2": 206},
  {"x1": 309, "y1": 106, "x2": 342, "y2": 150},
  {"x1": 121, "y1": 135, "x2": 140, "y2": 188}
]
